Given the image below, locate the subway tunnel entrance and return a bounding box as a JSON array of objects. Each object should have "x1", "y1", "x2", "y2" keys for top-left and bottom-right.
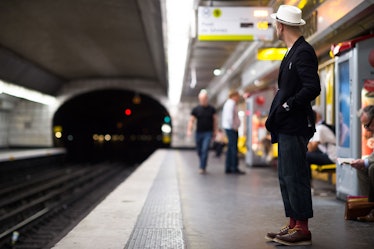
[{"x1": 53, "y1": 89, "x2": 172, "y2": 163}]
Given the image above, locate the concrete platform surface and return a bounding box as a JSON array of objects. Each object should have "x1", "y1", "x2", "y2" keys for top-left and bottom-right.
[
  {"x1": 53, "y1": 149, "x2": 374, "y2": 249},
  {"x1": 0, "y1": 147, "x2": 66, "y2": 162}
]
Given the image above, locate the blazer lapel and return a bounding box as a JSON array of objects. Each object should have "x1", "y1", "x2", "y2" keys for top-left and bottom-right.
[{"x1": 278, "y1": 36, "x2": 305, "y2": 78}]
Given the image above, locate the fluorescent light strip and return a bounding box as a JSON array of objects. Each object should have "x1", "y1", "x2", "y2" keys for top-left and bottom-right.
[
  {"x1": 0, "y1": 80, "x2": 57, "y2": 105},
  {"x1": 190, "y1": 67, "x2": 196, "y2": 88},
  {"x1": 166, "y1": 0, "x2": 193, "y2": 105}
]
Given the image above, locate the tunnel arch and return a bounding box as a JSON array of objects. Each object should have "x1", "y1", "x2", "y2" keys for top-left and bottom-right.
[
  {"x1": 56, "y1": 79, "x2": 168, "y2": 109},
  {"x1": 53, "y1": 89, "x2": 172, "y2": 162}
]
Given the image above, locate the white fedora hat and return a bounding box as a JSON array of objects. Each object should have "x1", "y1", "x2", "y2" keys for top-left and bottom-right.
[{"x1": 271, "y1": 5, "x2": 306, "y2": 26}]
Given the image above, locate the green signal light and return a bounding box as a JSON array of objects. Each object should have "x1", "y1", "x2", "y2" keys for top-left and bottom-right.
[{"x1": 164, "y1": 116, "x2": 171, "y2": 123}]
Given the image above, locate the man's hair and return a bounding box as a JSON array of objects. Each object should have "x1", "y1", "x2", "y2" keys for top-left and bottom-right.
[
  {"x1": 359, "y1": 105, "x2": 374, "y2": 120},
  {"x1": 228, "y1": 89, "x2": 239, "y2": 98},
  {"x1": 198, "y1": 89, "x2": 208, "y2": 97},
  {"x1": 283, "y1": 24, "x2": 302, "y2": 35}
]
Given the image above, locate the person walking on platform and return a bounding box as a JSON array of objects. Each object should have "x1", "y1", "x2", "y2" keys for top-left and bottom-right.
[
  {"x1": 264, "y1": 5, "x2": 321, "y2": 246},
  {"x1": 222, "y1": 90, "x2": 245, "y2": 174},
  {"x1": 187, "y1": 89, "x2": 217, "y2": 174},
  {"x1": 349, "y1": 105, "x2": 374, "y2": 222}
]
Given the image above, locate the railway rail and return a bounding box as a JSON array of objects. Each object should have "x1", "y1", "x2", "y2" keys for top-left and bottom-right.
[{"x1": 0, "y1": 161, "x2": 136, "y2": 249}]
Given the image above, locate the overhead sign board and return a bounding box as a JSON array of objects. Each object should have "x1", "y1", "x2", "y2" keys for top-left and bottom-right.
[{"x1": 197, "y1": 7, "x2": 273, "y2": 41}]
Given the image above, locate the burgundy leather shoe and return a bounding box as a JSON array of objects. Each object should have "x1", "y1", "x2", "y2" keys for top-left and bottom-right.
[
  {"x1": 273, "y1": 227, "x2": 312, "y2": 246},
  {"x1": 264, "y1": 225, "x2": 289, "y2": 241},
  {"x1": 357, "y1": 209, "x2": 374, "y2": 222}
]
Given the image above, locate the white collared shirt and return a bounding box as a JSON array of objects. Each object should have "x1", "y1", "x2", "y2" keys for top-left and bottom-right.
[
  {"x1": 222, "y1": 98, "x2": 240, "y2": 130},
  {"x1": 309, "y1": 121, "x2": 337, "y2": 162}
]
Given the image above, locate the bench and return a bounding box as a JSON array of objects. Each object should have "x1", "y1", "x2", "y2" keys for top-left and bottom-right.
[
  {"x1": 271, "y1": 144, "x2": 336, "y2": 184},
  {"x1": 310, "y1": 163, "x2": 336, "y2": 184}
]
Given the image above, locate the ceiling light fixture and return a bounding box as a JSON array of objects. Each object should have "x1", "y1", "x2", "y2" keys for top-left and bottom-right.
[
  {"x1": 190, "y1": 67, "x2": 197, "y2": 88},
  {"x1": 165, "y1": 0, "x2": 194, "y2": 105},
  {"x1": 0, "y1": 80, "x2": 57, "y2": 106},
  {"x1": 213, "y1": 69, "x2": 222, "y2": 76}
]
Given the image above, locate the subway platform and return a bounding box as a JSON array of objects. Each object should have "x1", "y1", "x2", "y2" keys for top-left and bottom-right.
[
  {"x1": 0, "y1": 148, "x2": 66, "y2": 162},
  {"x1": 52, "y1": 149, "x2": 374, "y2": 249}
]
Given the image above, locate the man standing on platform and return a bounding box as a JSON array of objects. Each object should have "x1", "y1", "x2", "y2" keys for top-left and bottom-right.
[
  {"x1": 187, "y1": 89, "x2": 217, "y2": 174},
  {"x1": 264, "y1": 5, "x2": 321, "y2": 246},
  {"x1": 222, "y1": 90, "x2": 245, "y2": 174}
]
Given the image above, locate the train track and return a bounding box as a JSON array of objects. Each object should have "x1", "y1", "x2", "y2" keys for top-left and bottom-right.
[{"x1": 0, "y1": 161, "x2": 136, "y2": 249}]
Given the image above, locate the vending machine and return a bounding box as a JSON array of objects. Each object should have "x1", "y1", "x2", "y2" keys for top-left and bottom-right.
[
  {"x1": 245, "y1": 89, "x2": 274, "y2": 166},
  {"x1": 333, "y1": 34, "x2": 374, "y2": 200}
]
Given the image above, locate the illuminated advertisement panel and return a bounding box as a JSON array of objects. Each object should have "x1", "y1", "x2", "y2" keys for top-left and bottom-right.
[{"x1": 337, "y1": 60, "x2": 350, "y2": 148}]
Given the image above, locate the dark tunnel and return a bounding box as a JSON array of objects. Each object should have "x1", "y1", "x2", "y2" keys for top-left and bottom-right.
[{"x1": 52, "y1": 89, "x2": 172, "y2": 163}]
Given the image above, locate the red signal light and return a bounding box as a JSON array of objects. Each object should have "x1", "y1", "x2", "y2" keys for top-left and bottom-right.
[{"x1": 124, "y1": 108, "x2": 132, "y2": 116}]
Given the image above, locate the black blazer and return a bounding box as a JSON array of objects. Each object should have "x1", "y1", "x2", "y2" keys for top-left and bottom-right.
[{"x1": 265, "y1": 36, "x2": 321, "y2": 143}]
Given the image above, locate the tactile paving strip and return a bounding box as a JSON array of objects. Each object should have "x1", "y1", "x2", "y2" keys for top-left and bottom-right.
[{"x1": 124, "y1": 153, "x2": 185, "y2": 249}]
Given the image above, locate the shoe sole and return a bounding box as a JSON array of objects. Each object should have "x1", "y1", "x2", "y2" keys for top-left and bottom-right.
[
  {"x1": 273, "y1": 238, "x2": 312, "y2": 246},
  {"x1": 264, "y1": 235, "x2": 275, "y2": 242}
]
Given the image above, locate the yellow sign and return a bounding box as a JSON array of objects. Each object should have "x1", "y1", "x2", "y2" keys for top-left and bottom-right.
[
  {"x1": 257, "y1": 48, "x2": 288, "y2": 61},
  {"x1": 198, "y1": 35, "x2": 254, "y2": 41},
  {"x1": 257, "y1": 21, "x2": 269, "y2": 30}
]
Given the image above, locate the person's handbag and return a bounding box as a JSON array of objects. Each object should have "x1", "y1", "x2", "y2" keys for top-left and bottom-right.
[{"x1": 344, "y1": 196, "x2": 374, "y2": 220}]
